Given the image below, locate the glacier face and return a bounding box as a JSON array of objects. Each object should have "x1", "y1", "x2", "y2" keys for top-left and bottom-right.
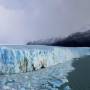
[{"x1": 0, "y1": 45, "x2": 90, "y2": 74}]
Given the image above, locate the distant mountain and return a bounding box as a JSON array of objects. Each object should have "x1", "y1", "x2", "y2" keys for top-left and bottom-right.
[
  {"x1": 26, "y1": 38, "x2": 62, "y2": 46},
  {"x1": 26, "y1": 30, "x2": 90, "y2": 47},
  {"x1": 52, "y1": 30, "x2": 90, "y2": 47}
]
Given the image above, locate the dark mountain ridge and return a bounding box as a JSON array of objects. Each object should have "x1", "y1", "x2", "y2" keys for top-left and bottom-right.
[{"x1": 27, "y1": 30, "x2": 90, "y2": 47}]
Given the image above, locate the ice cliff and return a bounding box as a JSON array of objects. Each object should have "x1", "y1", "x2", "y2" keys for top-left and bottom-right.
[{"x1": 0, "y1": 45, "x2": 90, "y2": 74}]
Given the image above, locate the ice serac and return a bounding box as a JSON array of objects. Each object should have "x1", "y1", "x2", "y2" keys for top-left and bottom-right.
[{"x1": 0, "y1": 46, "x2": 90, "y2": 74}]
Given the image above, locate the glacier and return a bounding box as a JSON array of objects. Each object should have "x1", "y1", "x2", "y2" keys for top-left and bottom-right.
[
  {"x1": 0, "y1": 45, "x2": 90, "y2": 74},
  {"x1": 0, "y1": 45, "x2": 90, "y2": 90}
]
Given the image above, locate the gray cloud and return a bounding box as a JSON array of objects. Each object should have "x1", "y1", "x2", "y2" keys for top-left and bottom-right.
[
  {"x1": 0, "y1": 0, "x2": 27, "y2": 9},
  {"x1": 0, "y1": 0, "x2": 90, "y2": 44}
]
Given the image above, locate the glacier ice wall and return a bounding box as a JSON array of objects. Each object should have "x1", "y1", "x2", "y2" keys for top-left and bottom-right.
[{"x1": 0, "y1": 45, "x2": 90, "y2": 74}]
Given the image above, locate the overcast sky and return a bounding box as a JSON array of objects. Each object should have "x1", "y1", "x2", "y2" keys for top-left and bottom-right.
[{"x1": 0, "y1": 0, "x2": 90, "y2": 44}]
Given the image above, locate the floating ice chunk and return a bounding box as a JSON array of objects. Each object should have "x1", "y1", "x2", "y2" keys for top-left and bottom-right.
[
  {"x1": 64, "y1": 86, "x2": 72, "y2": 90},
  {"x1": 48, "y1": 79, "x2": 64, "y2": 88},
  {"x1": 3, "y1": 85, "x2": 10, "y2": 89}
]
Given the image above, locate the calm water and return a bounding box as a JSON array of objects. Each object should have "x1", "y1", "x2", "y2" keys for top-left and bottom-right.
[{"x1": 67, "y1": 55, "x2": 90, "y2": 90}]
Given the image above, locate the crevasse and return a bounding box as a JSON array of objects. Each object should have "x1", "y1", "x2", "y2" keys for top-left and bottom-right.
[{"x1": 0, "y1": 46, "x2": 90, "y2": 74}]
